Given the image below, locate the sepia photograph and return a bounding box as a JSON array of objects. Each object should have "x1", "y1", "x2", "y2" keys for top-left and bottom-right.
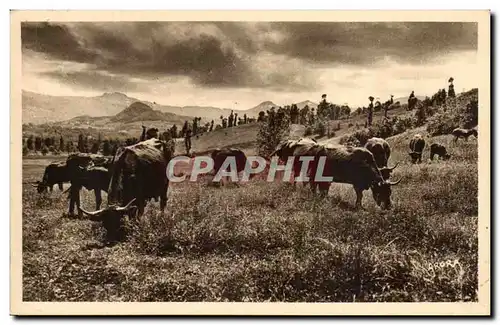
[{"x1": 10, "y1": 10, "x2": 491, "y2": 316}]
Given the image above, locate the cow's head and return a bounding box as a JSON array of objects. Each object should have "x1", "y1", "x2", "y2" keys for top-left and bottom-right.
[
  {"x1": 371, "y1": 177, "x2": 402, "y2": 210},
  {"x1": 409, "y1": 151, "x2": 421, "y2": 164},
  {"x1": 443, "y1": 153, "x2": 451, "y2": 160},
  {"x1": 32, "y1": 181, "x2": 48, "y2": 193},
  {"x1": 78, "y1": 198, "x2": 138, "y2": 222}
]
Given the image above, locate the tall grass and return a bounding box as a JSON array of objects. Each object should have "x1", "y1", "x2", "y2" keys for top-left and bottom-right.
[{"x1": 23, "y1": 131, "x2": 478, "y2": 301}]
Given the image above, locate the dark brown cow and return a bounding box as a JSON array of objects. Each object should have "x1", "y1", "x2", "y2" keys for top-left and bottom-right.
[
  {"x1": 210, "y1": 148, "x2": 255, "y2": 184},
  {"x1": 430, "y1": 143, "x2": 451, "y2": 161},
  {"x1": 65, "y1": 153, "x2": 113, "y2": 217},
  {"x1": 33, "y1": 161, "x2": 69, "y2": 193},
  {"x1": 451, "y1": 127, "x2": 478, "y2": 142},
  {"x1": 79, "y1": 138, "x2": 173, "y2": 220},
  {"x1": 309, "y1": 145, "x2": 401, "y2": 210},
  {"x1": 364, "y1": 137, "x2": 399, "y2": 179},
  {"x1": 409, "y1": 134, "x2": 426, "y2": 164},
  {"x1": 269, "y1": 138, "x2": 320, "y2": 185}
]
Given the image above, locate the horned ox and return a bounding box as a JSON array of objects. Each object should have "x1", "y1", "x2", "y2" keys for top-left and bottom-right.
[
  {"x1": 308, "y1": 144, "x2": 402, "y2": 210},
  {"x1": 78, "y1": 138, "x2": 173, "y2": 221}
]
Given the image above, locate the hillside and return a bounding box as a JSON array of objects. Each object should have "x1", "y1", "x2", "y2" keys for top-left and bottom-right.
[{"x1": 22, "y1": 91, "x2": 281, "y2": 125}]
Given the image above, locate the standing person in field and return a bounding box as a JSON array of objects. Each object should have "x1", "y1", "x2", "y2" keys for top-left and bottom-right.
[
  {"x1": 448, "y1": 77, "x2": 456, "y2": 98},
  {"x1": 367, "y1": 96, "x2": 374, "y2": 127},
  {"x1": 184, "y1": 128, "x2": 192, "y2": 156}
]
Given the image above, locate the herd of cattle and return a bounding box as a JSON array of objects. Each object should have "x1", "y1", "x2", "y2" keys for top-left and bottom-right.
[{"x1": 28, "y1": 126, "x2": 477, "y2": 239}]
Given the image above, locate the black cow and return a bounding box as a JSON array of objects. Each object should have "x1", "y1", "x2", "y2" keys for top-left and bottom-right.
[
  {"x1": 409, "y1": 134, "x2": 426, "y2": 164},
  {"x1": 33, "y1": 161, "x2": 69, "y2": 193},
  {"x1": 430, "y1": 143, "x2": 451, "y2": 161},
  {"x1": 65, "y1": 153, "x2": 113, "y2": 217},
  {"x1": 364, "y1": 137, "x2": 399, "y2": 180},
  {"x1": 79, "y1": 138, "x2": 173, "y2": 220},
  {"x1": 308, "y1": 145, "x2": 402, "y2": 210},
  {"x1": 270, "y1": 138, "x2": 320, "y2": 186},
  {"x1": 451, "y1": 127, "x2": 478, "y2": 142}
]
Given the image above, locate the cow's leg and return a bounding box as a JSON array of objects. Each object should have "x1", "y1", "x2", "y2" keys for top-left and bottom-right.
[
  {"x1": 94, "y1": 189, "x2": 102, "y2": 210},
  {"x1": 318, "y1": 183, "x2": 329, "y2": 197},
  {"x1": 160, "y1": 193, "x2": 167, "y2": 215},
  {"x1": 49, "y1": 185, "x2": 54, "y2": 192},
  {"x1": 68, "y1": 185, "x2": 80, "y2": 216},
  {"x1": 354, "y1": 187, "x2": 363, "y2": 210},
  {"x1": 454, "y1": 136, "x2": 458, "y2": 143},
  {"x1": 58, "y1": 183, "x2": 63, "y2": 191},
  {"x1": 138, "y1": 201, "x2": 145, "y2": 219}
]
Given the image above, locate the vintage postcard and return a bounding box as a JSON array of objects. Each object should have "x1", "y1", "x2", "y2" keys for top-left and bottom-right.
[{"x1": 10, "y1": 10, "x2": 491, "y2": 316}]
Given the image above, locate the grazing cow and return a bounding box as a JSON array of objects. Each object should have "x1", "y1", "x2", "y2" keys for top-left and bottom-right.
[
  {"x1": 309, "y1": 145, "x2": 402, "y2": 210},
  {"x1": 269, "y1": 138, "x2": 320, "y2": 185},
  {"x1": 211, "y1": 148, "x2": 251, "y2": 183},
  {"x1": 409, "y1": 134, "x2": 426, "y2": 164},
  {"x1": 364, "y1": 137, "x2": 398, "y2": 180},
  {"x1": 140, "y1": 125, "x2": 159, "y2": 141},
  {"x1": 78, "y1": 138, "x2": 173, "y2": 220},
  {"x1": 33, "y1": 161, "x2": 69, "y2": 193},
  {"x1": 65, "y1": 153, "x2": 114, "y2": 217},
  {"x1": 430, "y1": 143, "x2": 451, "y2": 161},
  {"x1": 451, "y1": 127, "x2": 478, "y2": 142},
  {"x1": 408, "y1": 97, "x2": 419, "y2": 110}
]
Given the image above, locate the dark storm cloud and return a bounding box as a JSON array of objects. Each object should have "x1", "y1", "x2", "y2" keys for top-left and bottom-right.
[
  {"x1": 265, "y1": 22, "x2": 478, "y2": 65},
  {"x1": 41, "y1": 70, "x2": 144, "y2": 92},
  {"x1": 21, "y1": 21, "x2": 477, "y2": 90}
]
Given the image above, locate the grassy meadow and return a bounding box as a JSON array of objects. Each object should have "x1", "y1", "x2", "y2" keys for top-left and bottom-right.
[{"x1": 22, "y1": 125, "x2": 478, "y2": 302}]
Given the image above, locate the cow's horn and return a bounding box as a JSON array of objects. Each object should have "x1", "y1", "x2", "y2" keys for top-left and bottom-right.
[
  {"x1": 78, "y1": 205, "x2": 105, "y2": 216},
  {"x1": 387, "y1": 162, "x2": 399, "y2": 170},
  {"x1": 116, "y1": 198, "x2": 137, "y2": 211},
  {"x1": 388, "y1": 177, "x2": 403, "y2": 186}
]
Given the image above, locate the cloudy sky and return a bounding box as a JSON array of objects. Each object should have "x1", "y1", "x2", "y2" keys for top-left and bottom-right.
[{"x1": 21, "y1": 21, "x2": 478, "y2": 109}]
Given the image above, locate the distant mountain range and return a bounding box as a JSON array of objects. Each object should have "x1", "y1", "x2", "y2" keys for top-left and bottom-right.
[{"x1": 22, "y1": 90, "x2": 321, "y2": 125}]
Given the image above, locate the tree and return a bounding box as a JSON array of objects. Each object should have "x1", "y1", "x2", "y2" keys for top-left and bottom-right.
[
  {"x1": 102, "y1": 140, "x2": 112, "y2": 156},
  {"x1": 289, "y1": 104, "x2": 299, "y2": 124},
  {"x1": 243, "y1": 114, "x2": 248, "y2": 124},
  {"x1": 257, "y1": 105, "x2": 290, "y2": 157},
  {"x1": 228, "y1": 110, "x2": 234, "y2": 127},
  {"x1": 257, "y1": 111, "x2": 266, "y2": 122},
  {"x1": 34, "y1": 136, "x2": 42, "y2": 152},
  {"x1": 65, "y1": 141, "x2": 74, "y2": 153},
  {"x1": 90, "y1": 141, "x2": 100, "y2": 154},
  {"x1": 78, "y1": 134, "x2": 86, "y2": 153},
  {"x1": 170, "y1": 124, "x2": 178, "y2": 138},
  {"x1": 59, "y1": 136, "x2": 65, "y2": 152},
  {"x1": 192, "y1": 117, "x2": 199, "y2": 135},
  {"x1": 181, "y1": 121, "x2": 189, "y2": 138},
  {"x1": 27, "y1": 135, "x2": 34, "y2": 151}
]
